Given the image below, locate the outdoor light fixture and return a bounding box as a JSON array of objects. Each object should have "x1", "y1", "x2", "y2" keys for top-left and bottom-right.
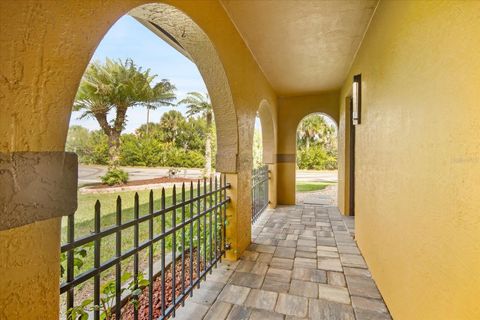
[{"x1": 352, "y1": 74, "x2": 361, "y2": 125}]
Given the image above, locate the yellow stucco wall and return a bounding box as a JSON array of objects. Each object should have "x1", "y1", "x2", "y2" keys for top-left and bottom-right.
[
  {"x1": 338, "y1": 96, "x2": 353, "y2": 216},
  {"x1": 0, "y1": 1, "x2": 277, "y2": 318},
  {"x1": 338, "y1": 1, "x2": 480, "y2": 319},
  {"x1": 277, "y1": 92, "x2": 339, "y2": 204}
]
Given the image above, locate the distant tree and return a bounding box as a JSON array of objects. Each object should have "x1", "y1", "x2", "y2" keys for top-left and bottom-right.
[
  {"x1": 159, "y1": 110, "x2": 185, "y2": 144},
  {"x1": 65, "y1": 125, "x2": 90, "y2": 160},
  {"x1": 135, "y1": 123, "x2": 164, "y2": 141},
  {"x1": 73, "y1": 58, "x2": 176, "y2": 176},
  {"x1": 144, "y1": 79, "x2": 176, "y2": 136},
  {"x1": 296, "y1": 114, "x2": 338, "y2": 170},
  {"x1": 178, "y1": 92, "x2": 214, "y2": 177},
  {"x1": 297, "y1": 114, "x2": 335, "y2": 151},
  {"x1": 177, "y1": 117, "x2": 208, "y2": 152},
  {"x1": 252, "y1": 125, "x2": 263, "y2": 168}
]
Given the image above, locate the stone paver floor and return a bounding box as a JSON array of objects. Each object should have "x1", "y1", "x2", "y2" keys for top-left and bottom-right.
[{"x1": 174, "y1": 204, "x2": 391, "y2": 320}]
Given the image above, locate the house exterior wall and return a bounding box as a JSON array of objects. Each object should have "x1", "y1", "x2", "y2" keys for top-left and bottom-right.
[
  {"x1": 1, "y1": 0, "x2": 479, "y2": 318},
  {"x1": 338, "y1": 1, "x2": 480, "y2": 319}
]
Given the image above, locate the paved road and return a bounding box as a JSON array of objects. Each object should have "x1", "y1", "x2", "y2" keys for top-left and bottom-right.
[
  {"x1": 79, "y1": 165, "x2": 337, "y2": 186},
  {"x1": 296, "y1": 170, "x2": 338, "y2": 183},
  {"x1": 78, "y1": 165, "x2": 204, "y2": 186}
]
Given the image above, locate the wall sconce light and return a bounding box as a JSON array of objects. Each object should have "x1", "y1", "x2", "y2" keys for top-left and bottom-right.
[{"x1": 352, "y1": 74, "x2": 361, "y2": 125}]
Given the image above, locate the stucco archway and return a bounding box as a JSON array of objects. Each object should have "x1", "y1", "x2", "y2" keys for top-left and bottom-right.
[
  {"x1": 0, "y1": 2, "x2": 242, "y2": 317},
  {"x1": 256, "y1": 99, "x2": 276, "y2": 164},
  {"x1": 130, "y1": 3, "x2": 238, "y2": 172}
]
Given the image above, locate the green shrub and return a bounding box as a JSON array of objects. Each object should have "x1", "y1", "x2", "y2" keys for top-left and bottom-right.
[
  {"x1": 297, "y1": 146, "x2": 337, "y2": 170},
  {"x1": 101, "y1": 169, "x2": 129, "y2": 186},
  {"x1": 120, "y1": 134, "x2": 166, "y2": 167}
]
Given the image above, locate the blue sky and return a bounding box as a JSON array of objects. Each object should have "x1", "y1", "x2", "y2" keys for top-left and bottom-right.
[{"x1": 69, "y1": 15, "x2": 207, "y2": 133}]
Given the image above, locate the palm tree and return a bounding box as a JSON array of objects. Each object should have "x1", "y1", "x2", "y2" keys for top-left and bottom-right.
[
  {"x1": 178, "y1": 92, "x2": 213, "y2": 177},
  {"x1": 74, "y1": 58, "x2": 176, "y2": 171},
  {"x1": 297, "y1": 115, "x2": 330, "y2": 150},
  {"x1": 145, "y1": 79, "x2": 176, "y2": 136},
  {"x1": 159, "y1": 110, "x2": 185, "y2": 144}
]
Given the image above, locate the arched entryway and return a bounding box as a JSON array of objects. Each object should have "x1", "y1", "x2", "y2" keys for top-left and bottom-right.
[
  {"x1": 295, "y1": 113, "x2": 338, "y2": 206},
  {"x1": 255, "y1": 99, "x2": 277, "y2": 209},
  {"x1": 0, "y1": 2, "x2": 243, "y2": 318}
]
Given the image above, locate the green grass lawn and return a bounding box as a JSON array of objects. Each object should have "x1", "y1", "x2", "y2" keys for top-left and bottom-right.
[{"x1": 296, "y1": 181, "x2": 334, "y2": 192}]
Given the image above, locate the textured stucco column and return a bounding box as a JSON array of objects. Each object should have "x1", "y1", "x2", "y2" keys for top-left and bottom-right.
[
  {"x1": 267, "y1": 163, "x2": 277, "y2": 208},
  {"x1": 0, "y1": 219, "x2": 62, "y2": 319},
  {"x1": 276, "y1": 155, "x2": 297, "y2": 205},
  {"x1": 224, "y1": 173, "x2": 251, "y2": 260},
  {"x1": 0, "y1": 151, "x2": 77, "y2": 317}
]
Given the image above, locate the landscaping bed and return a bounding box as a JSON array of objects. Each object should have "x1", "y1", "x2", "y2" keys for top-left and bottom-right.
[{"x1": 121, "y1": 250, "x2": 205, "y2": 319}]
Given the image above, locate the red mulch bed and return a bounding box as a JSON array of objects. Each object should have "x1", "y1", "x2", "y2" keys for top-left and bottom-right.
[
  {"x1": 90, "y1": 177, "x2": 196, "y2": 189},
  {"x1": 121, "y1": 250, "x2": 205, "y2": 320}
]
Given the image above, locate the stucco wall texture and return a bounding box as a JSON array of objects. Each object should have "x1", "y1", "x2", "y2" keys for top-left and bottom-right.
[{"x1": 338, "y1": 1, "x2": 480, "y2": 319}]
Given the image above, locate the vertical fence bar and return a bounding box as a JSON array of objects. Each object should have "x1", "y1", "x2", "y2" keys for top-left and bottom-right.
[
  {"x1": 254, "y1": 168, "x2": 256, "y2": 222},
  {"x1": 161, "y1": 188, "x2": 166, "y2": 318},
  {"x1": 203, "y1": 178, "x2": 207, "y2": 279},
  {"x1": 214, "y1": 176, "x2": 218, "y2": 263},
  {"x1": 189, "y1": 181, "x2": 194, "y2": 296},
  {"x1": 196, "y1": 180, "x2": 201, "y2": 288},
  {"x1": 93, "y1": 201, "x2": 101, "y2": 320},
  {"x1": 208, "y1": 177, "x2": 213, "y2": 270},
  {"x1": 148, "y1": 190, "x2": 154, "y2": 320},
  {"x1": 266, "y1": 167, "x2": 269, "y2": 208},
  {"x1": 251, "y1": 165, "x2": 269, "y2": 224},
  {"x1": 181, "y1": 183, "x2": 186, "y2": 304},
  {"x1": 172, "y1": 185, "x2": 177, "y2": 316},
  {"x1": 66, "y1": 214, "x2": 74, "y2": 319},
  {"x1": 223, "y1": 174, "x2": 227, "y2": 256},
  {"x1": 115, "y1": 196, "x2": 122, "y2": 320},
  {"x1": 219, "y1": 175, "x2": 224, "y2": 260},
  {"x1": 133, "y1": 193, "x2": 139, "y2": 320}
]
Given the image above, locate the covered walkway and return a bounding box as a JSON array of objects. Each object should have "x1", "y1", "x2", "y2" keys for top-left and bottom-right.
[{"x1": 175, "y1": 202, "x2": 391, "y2": 320}]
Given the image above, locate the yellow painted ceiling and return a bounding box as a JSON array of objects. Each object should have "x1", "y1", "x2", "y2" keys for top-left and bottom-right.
[{"x1": 221, "y1": 0, "x2": 378, "y2": 96}]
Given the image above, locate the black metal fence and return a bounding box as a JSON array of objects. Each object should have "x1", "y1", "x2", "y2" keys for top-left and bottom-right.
[
  {"x1": 60, "y1": 175, "x2": 230, "y2": 320},
  {"x1": 251, "y1": 165, "x2": 269, "y2": 223}
]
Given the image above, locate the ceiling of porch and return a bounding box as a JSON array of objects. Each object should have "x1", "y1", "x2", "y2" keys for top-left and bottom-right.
[{"x1": 221, "y1": 0, "x2": 378, "y2": 96}]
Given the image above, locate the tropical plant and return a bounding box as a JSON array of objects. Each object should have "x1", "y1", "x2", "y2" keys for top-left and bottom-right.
[
  {"x1": 297, "y1": 146, "x2": 337, "y2": 170},
  {"x1": 66, "y1": 272, "x2": 149, "y2": 320},
  {"x1": 101, "y1": 168, "x2": 129, "y2": 186},
  {"x1": 297, "y1": 114, "x2": 334, "y2": 151},
  {"x1": 178, "y1": 92, "x2": 214, "y2": 177},
  {"x1": 252, "y1": 126, "x2": 263, "y2": 168},
  {"x1": 65, "y1": 125, "x2": 90, "y2": 158},
  {"x1": 73, "y1": 58, "x2": 176, "y2": 179},
  {"x1": 66, "y1": 121, "x2": 208, "y2": 169},
  {"x1": 145, "y1": 79, "x2": 176, "y2": 136},
  {"x1": 296, "y1": 114, "x2": 338, "y2": 170},
  {"x1": 159, "y1": 110, "x2": 185, "y2": 144}
]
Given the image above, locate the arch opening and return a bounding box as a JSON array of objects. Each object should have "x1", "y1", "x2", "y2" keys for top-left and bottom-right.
[
  {"x1": 295, "y1": 112, "x2": 338, "y2": 206},
  {"x1": 256, "y1": 99, "x2": 276, "y2": 165},
  {"x1": 128, "y1": 3, "x2": 238, "y2": 173},
  {"x1": 61, "y1": 3, "x2": 241, "y2": 317}
]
